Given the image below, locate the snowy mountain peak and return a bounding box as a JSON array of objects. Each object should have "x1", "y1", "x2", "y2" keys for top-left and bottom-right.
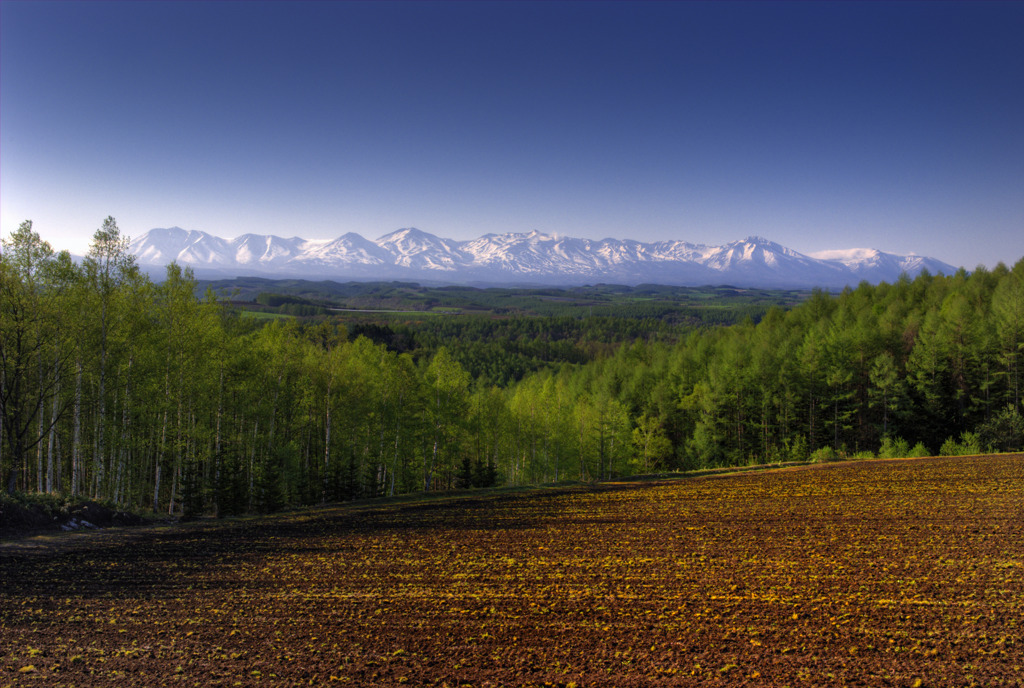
[
  {"x1": 376, "y1": 227, "x2": 434, "y2": 243},
  {"x1": 373, "y1": 228, "x2": 468, "y2": 270},
  {"x1": 129, "y1": 228, "x2": 960, "y2": 288}
]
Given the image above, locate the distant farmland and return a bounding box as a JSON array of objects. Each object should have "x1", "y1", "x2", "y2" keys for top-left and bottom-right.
[{"x1": 3, "y1": 455, "x2": 1023, "y2": 687}]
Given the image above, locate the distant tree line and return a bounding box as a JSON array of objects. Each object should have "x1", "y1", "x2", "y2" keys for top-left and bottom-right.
[
  {"x1": 513, "y1": 265, "x2": 1024, "y2": 472},
  {"x1": 2, "y1": 218, "x2": 1022, "y2": 515}
]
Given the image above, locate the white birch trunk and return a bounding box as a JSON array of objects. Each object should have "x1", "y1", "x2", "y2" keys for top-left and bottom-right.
[
  {"x1": 72, "y1": 361, "x2": 82, "y2": 495},
  {"x1": 46, "y1": 369, "x2": 60, "y2": 493},
  {"x1": 37, "y1": 359, "x2": 44, "y2": 492},
  {"x1": 154, "y1": 408, "x2": 167, "y2": 513},
  {"x1": 324, "y1": 382, "x2": 331, "y2": 501}
]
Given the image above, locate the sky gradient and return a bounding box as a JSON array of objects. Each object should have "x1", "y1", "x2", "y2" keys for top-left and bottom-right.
[{"x1": 2, "y1": 1, "x2": 1022, "y2": 269}]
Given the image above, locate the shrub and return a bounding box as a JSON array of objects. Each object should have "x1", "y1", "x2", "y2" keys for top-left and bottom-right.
[
  {"x1": 940, "y1": 431, "x2": 982, "y2": 456},
  {"x1": 977, "y1": 405, "x2": 1024, "y2": 453},
  {"x1": 810, "y1": 446, "x2": 839, "y2": 463},
  {"x1": 907, "y1": 442, "x2": 931, "y2": 458},
  {"x1": 878, "y1": 436, "x2": 911, "y2": 459},
  {"x1": 784, "y1": 435, "x2": 809, "y2": 462}
]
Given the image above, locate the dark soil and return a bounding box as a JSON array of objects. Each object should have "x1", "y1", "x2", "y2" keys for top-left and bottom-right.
[
  {"x1": 0, "y1": 498, "x2": 146, "y2": 540},
  {"x1": 2, "y1": 455, "x2": 1023, "y2": 687}
]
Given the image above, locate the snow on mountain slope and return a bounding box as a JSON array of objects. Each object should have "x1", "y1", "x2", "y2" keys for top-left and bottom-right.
[
  {"x1": 232, "y1": 234, "x2": 307, "y2": 266},
  {"x1": 810, "y1": 248, "x2": 884, "y2": 264},
  {"x1": 293, "y1": 233, "x2": 392, "y2": 267},
  {"x1": 809, "y1": 248, "x2": 956, "y2": 282},
  {"x1": 129, "y1": 227, "x2": 959, "y2": 288},
  {"x1": 376, "y1": 228, "x2": 469, "y2": 270},
  {"x1": 461, "y1": 231, "x2": 562, "y2": 272},
  {"x1": 699, "y1": 237, "x2": 849, "y2": 285},
  {"x1": 129, "y1": 227, "x2": 201, "y2": 265}
]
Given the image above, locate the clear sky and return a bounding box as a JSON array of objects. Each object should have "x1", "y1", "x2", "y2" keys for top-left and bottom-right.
[{"x1": 2, "y1": 1, "x2": 1022, "y2": 269}]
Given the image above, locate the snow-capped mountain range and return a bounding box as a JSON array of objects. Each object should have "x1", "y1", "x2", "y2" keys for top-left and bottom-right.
[{"x1": 129, "y1": 227, "x2": 957, "y2": 288}]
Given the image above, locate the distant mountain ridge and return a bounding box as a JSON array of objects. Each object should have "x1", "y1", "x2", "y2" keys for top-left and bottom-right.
[{"x1": 128, "y1": 227, "x2": 958, "y2": 288}]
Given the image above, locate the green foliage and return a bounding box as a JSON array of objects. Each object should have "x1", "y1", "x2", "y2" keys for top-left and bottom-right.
[
  {"x1": 456, "y1": 456, "x2": 474, "y2": 490},
  {"x1": 878, "y1": 436, "x2": 911, "y2": 459},
  {"x1": 473, "y1": 457, "x2": 498, "y2": 488},
  {"x1": 878, "y1": 436, "x2": 932, "y2": 459},
  {"x1": 908, "y1": 442, "x2": 931, "y2": 458},
  {"x1": 940, "y1": 432, "x2": 983, "y2": 457},
  {"x1": 784, "y1": 436, "x2": 809, "y2": 463},
  {"x1": 977, "y1": 405, "x2": 1024, "y2": 453},
  {"x1": 809, "y1": 446, "x2": 840, "y2": 463},
  {"x1": 0, "y1": 490, "x2": 70, "y2": 518}
]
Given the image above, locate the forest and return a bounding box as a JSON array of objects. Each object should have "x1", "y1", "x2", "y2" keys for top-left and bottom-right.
[{"x1": 2, "y1": 218, "x2": 1023, "y2": 517}]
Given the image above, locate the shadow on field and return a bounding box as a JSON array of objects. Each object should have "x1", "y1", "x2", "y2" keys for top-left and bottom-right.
[{"x1": 0, "y1": 483, "x2": 627, "y2": 602}]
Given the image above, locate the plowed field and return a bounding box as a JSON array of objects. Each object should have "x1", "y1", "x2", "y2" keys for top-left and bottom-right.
[{"x1": 3, "y1": 455, "x2": 1024, "y2": 687}]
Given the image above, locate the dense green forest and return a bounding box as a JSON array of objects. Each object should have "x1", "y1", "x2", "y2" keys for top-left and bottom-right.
[
  {"x1": 199, "y1": 276, "x2": 804, "y2": 320},
  {"x1": 210, "y1": 279, "x2": 803, "y2": 386},
  {"x1": 3, "y1": 219, "x2": 1023, "y2": 516}
]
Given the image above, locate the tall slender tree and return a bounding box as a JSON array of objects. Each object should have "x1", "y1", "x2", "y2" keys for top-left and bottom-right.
[{"x1": 81, "y1": 217, "x2": 137, "y2": 497}]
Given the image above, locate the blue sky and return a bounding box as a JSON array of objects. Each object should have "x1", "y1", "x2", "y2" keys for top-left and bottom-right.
[{"x1": 2, "y1": 1, "x2": 1022, "y2": 269}]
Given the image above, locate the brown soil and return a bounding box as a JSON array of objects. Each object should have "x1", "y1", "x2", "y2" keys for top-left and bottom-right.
[{"x1": 2, "y1": 455, "x2": 1023, "y2": 687}]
